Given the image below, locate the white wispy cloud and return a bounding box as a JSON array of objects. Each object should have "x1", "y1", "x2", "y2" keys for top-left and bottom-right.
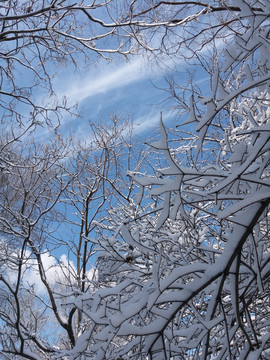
[
  {"x1": 59, "y1": 57, "x2": 158, "y2": 104},
  {"x1": 133, "y1": 110, "x2": 172, "y2": 136},
  {"x1": 3, "y1": 248, "x2": 95, "y2": 296},
  {"x1": 36, "y1": 38, "x2": 214, "y2": 142}
]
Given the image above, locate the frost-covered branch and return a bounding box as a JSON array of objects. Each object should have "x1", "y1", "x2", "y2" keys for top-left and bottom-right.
[{"x1": 67, "y1": 2, "x2": 270, "y2": 359}]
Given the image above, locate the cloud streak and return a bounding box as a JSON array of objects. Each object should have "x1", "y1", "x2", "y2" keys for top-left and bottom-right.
[{"x1": 60, "y1": 58, "x2": 156, "y2": 104}]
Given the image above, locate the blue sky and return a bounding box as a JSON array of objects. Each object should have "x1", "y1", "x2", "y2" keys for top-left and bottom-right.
[
  {"x1": 51, "y1": 54, "x2": 204, "y2": 141},
  {"x1": 28, "y1": 28, "x2": 216, "y2": 146},
  {"x1": 12, "y1": 30, "x2": 211, "y2": 272}
]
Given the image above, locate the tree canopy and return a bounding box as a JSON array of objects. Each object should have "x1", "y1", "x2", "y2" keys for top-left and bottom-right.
[{"x1": 0, "y1": 1, "x2": 270, "y2": 359}]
